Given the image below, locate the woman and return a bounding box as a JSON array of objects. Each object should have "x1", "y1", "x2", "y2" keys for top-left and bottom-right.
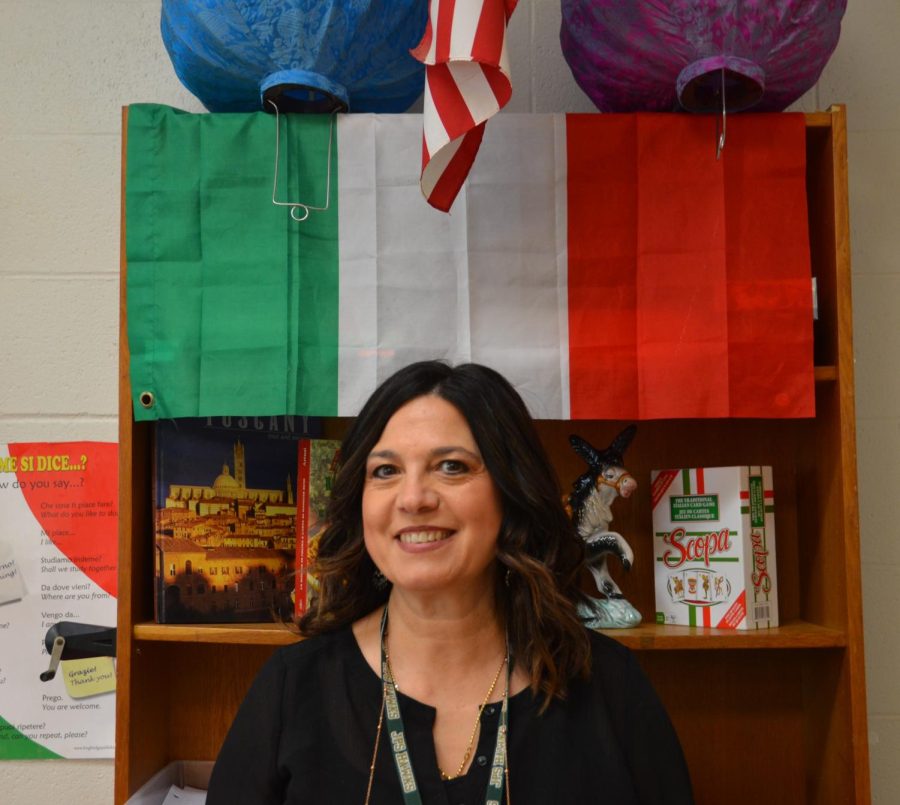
[{"x1": 207, "y1": 361, "x2": 693, "y2": 804}]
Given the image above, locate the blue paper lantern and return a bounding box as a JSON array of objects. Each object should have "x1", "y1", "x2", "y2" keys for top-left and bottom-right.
[{"x1": 161, "y1": 0, "x2": 428, "y2": 113}]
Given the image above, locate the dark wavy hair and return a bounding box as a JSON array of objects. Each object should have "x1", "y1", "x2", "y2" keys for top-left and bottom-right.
[{"x1": 298, "y1": 360, "x2": 591, "y2": 704}]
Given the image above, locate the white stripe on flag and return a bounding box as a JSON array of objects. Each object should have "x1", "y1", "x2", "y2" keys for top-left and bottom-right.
[
  {"x1": 499, "y1": 25, "x2": 510, "y2": 75},
  {"x1": 421, "y1": 133, "x2": 464, "y2": 198},
  {"x1": 337, "y1": 115, "x2": 379, "y2": 415},
  {"x1": 337, "y1": 114, "x2": 568, "y2": 419},
  {"x1": 447, "y1": 61, "x2": 501, "y2": 123},
  {"x1": 464, "y1": 114, "x2": 568, "y2": 419},
  {"x1": 554, "y1": 114, "x2": 570, "y2": 419},
  {"x1": 449, "y1": 0, "x2": 482, "y2": 56},
  {"x1": 423, "y1": 0, "x2": 440, "y2": 62},
  {"x1": 422, "y1": 81, "x2": 450, "y2": 161}
]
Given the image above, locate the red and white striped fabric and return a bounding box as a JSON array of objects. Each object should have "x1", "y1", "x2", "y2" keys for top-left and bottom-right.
[{"x1": 412, "y1": 0, "x2": 518, "y2": 212}]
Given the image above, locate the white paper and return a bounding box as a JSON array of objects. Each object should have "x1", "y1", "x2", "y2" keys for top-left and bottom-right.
[
  {"x1": 0, "y1": 542, "x2": 26, "y2": 605},
  {"x1": 162, "y1": 784, "x2": 207, "y2": 804}
]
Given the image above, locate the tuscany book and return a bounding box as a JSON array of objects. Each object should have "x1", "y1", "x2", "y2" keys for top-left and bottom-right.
[{"x1": 152, "y1": 415, "x2": 322, "y2": 623}]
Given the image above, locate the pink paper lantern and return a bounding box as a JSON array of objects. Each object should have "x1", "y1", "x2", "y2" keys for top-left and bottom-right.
[{"x1": 560, "y1": 0, "x2": 847, "y2": 113}]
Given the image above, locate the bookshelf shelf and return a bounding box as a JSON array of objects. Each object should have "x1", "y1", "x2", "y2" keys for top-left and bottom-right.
[
  {"x1": 115, "y1": 106, "x2": 870, "y2": 804},
  {"x1": 600, "y1": 620, "x2": 846, "y2": 651},
  {"x1": 133, "y1": 621, "x2": 302, "y2": 646},
  {"x1": 130, "y1": 619, "x2": 844, "y2": 651}
]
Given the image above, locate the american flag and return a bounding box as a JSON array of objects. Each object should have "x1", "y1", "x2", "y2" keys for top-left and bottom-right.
[{"x1": 412, "y1": 0, "x2": 518, "y2": 212}]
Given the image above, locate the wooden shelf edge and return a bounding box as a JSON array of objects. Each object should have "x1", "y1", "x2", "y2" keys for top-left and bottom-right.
[
  {"x1": 804, "y1": 111, "x2": 836, "y2": 128},
  {"x1": 132, "y1": 619, "x2": 845, "y2": 651},
  {"x1": 814, "y1": 365, "x2": 837, "y2": 382},
  {"x1": 599, "y1": 620, "x2": 847, "y2": 651},
  {"x1": 133, "y1": 621, "x2": 302, "y2": 646}
]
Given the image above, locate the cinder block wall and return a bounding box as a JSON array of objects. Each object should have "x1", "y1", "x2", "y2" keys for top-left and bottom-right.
[{"x1": 1, "y1": 1, "x2": 897, "y2": 801}]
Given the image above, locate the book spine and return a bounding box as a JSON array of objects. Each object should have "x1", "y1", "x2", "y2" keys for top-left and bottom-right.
[
  {"x1": 295, "y1": 440, "x2": 312, "y2": 617},
  {"x1": 153, "y1": 427, "x2": 165, "y2": 623}
]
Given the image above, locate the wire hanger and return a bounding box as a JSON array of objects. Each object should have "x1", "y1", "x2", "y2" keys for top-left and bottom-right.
[
  {"x1": 716, "y1": 68, "x2": 727, "y2": 160},
  {"x1": 268, "y1": 98, "x2": 335, "y2": 221}
]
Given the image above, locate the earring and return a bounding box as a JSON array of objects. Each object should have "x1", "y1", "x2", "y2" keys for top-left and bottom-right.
[{"x1": 373, "y1": 569, "x2": 390, "y2": 590}]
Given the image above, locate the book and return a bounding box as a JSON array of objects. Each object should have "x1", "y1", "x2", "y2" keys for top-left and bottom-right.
[
  {"x1": 153, "y1": 415, "x2": 321, "y2": 623},
  {"x1": 295, "y1": 439, "x2": 342, "y2": 616},
  {"x1": 652, "y1": 466, "x2": 779, "y2": 630}
]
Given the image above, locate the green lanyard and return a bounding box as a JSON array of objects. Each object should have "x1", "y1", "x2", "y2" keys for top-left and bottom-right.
[{"x1": 379, "y1": 609, "x2": 510, "y2": 805}]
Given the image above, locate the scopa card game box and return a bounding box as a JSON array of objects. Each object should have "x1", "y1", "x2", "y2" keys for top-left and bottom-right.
[{"x1": 651, "y1": 466, "x2": 778, "y2": 630}]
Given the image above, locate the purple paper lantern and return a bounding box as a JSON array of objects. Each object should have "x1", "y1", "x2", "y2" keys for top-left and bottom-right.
[{"x1": 560, "y1": 1, "x2": 847, "y2": 113}]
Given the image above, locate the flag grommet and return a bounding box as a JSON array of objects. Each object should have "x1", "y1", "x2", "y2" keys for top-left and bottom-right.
[{"x1": 138, "y1": 391, "x2": 155, "y2": 409}]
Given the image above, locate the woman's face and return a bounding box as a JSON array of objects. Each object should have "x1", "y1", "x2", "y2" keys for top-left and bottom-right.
[{"x1": 362, "y1": 394, "x2": 503, "y2": 597}]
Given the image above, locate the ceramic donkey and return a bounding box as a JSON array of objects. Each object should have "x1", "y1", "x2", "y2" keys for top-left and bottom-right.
[{"x1": 567, "y1": 425, "x2": 642, "y2": 628}]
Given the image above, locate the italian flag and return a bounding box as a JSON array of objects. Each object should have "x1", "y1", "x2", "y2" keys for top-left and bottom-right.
[{"x1": 126, "y1": 105, "x2": 814, "y2": 422}]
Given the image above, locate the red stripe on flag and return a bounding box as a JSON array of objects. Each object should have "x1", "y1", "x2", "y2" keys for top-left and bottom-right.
[
  {"x1": 435, "y1": 0, "x2": 457, "y2": 61},
  {"x1": 724, "y1": 114, "x2": 814, "y2": 417},
  {"x1": 696, "y1": 468, "x2": 705, "y2": 494},
  {"x1": 636, "y1": 116, "x2": 730, "y2": 419},
  {"x1": 427, "y1": 64, "x2": 477, "y2": 142},
  {"x1": 426, "y1": 126, "x2": 486, "y2": 212},
  {"x1": 410, "y1": 12, "x2": 435, "y2": 62},
  {"x1": 567, "y1": 114, "x2": 639, "y2": 419},
  {"x1": 483, "y1": 63, "x2": 512, "y2": 109},
  {"x1": 703, "y1": 606, "x2": 711, "y2": 627},
  {"x1": 566, "y1": 113, "x2": 814, "y2": 419},
  {"x1": 472, "y1": 0, "x2": 506, "y2": 64}
]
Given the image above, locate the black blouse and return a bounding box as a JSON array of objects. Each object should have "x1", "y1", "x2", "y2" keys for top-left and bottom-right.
[{"x1": 207, "y1": 627, "x2": 694, "y2": 804}]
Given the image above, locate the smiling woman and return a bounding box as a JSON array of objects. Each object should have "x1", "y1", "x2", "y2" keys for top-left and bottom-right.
[
  {"x1": 206, "y1": 361, "x2": 694, "y2": 805},
  {"x1": 361, "y1": 395, "x2": 504, "y2": 598}
]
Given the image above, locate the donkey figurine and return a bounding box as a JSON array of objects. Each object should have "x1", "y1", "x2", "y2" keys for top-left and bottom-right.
[{"x1": 567, "y1": 425, "x2": 642, "y2": 628}]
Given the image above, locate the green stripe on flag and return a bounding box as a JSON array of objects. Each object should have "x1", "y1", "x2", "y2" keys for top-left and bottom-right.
[
  {"x1": 126, "y1": 104, "x2": 339, "y2": 420},
  {"x1": 284, "y1": 113, "x2": 339, "y2": 415},
  {"x1": 0, "y1": 715, "x2": 61, "y2": 759},
  {"x1": 681, "y1": 469, "x2": 691, "y2": 495}
]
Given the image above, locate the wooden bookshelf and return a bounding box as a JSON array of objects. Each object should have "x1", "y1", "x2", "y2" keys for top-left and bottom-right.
[{"x1": 114, "y1": 106, "x2": 870, "y2": 804}]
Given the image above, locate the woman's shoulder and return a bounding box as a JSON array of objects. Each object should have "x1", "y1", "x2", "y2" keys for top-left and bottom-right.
[
  {"x1": 241, "y1": 627, "x2": 369, "y2": 712},
  {"x1": 582, "y1": 628, "x2": 647, "y2": 693},
  {"x1": 586, "y1": 627, "x2": 633, "y2": 664},
  {"x1": 270, "y1": 626, "x2": 358, "y2": 675}
]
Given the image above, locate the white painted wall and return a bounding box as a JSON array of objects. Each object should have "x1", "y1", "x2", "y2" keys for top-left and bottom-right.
[{"x1": 0, "y1": 1, "x2": 896, "y2": 801}]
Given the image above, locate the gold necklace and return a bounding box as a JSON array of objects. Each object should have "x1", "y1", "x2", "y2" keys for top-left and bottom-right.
[
  {"x1": 364, "y1": 679, "x2": 387, "y2": 805},
  {"x1": 384, "y1": 644, "x2": 507, "y2": 781},
  {"x1": 363, "y1": 666, "x2": 511, "y2": 804},
  {"x1": 364, "y1": 613, "x2": 512, "y2": 805}
]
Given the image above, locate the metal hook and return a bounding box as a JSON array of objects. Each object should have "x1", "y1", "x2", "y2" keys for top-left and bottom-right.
[
  {"x1": 716, "y1": 68, "x2": 727, "y2": 160},
  {"x1": 268, "y1": 99, "x2": 334, "y2": 220}
]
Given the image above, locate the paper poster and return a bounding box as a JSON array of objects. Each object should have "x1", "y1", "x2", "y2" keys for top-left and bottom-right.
[{"x1": 0, "y1": 442, "x2": 118, "y2": 759}]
